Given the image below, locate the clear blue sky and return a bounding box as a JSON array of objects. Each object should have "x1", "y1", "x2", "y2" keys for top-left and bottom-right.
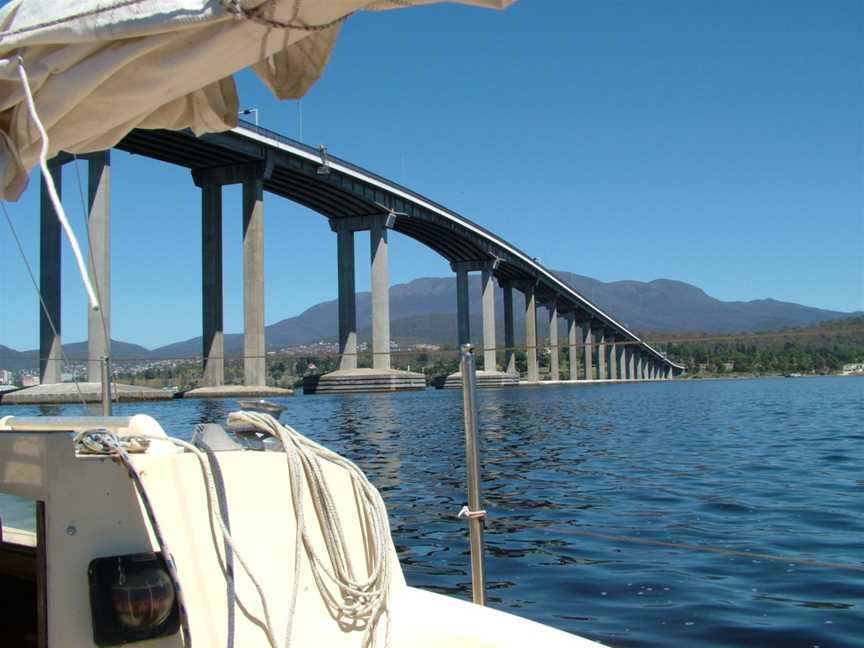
[{"x1": 1, "y1": 0, "x2": 861, "y2": 351}]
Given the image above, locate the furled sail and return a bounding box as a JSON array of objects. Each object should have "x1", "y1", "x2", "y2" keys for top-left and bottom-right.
[{"x1": 0, "y1": 0, "x2": 513, "y2": 200}]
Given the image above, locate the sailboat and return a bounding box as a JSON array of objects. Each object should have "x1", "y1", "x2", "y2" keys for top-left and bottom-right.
[{"x1": 0, "y1": 2, "x2": 606, "y2": 646}]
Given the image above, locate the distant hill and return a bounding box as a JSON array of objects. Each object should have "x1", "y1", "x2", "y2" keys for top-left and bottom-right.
[
  {"x1": 550, "y1": 272, "x2": 855, "y2": 334},
  {"x1": 1, "y1": 273, "x2": 856, "y2": 366},
  {"x1": 148, "y1": 273, "x2": 854, "y2": 357},
  {"x1": 0, "y1": 340, "x2": 154, "y2": 372}
]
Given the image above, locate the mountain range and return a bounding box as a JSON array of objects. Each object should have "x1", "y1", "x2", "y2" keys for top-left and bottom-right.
[{"x1": 0, "y1": 272, "x2": 856, "y2": 368}]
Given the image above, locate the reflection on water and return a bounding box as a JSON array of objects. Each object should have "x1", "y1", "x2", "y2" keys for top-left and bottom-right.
[{"x1": 1, "y1": 377, "x2": 862, "y2": 647}]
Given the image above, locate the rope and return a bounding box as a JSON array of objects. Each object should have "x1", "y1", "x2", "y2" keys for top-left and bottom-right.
[
  {"x1": 15, "y1": 57, "x2": 100, "y2": 311},
  {"x1": 194, "y1": 429, "x2": 237, "y2": 648},
  {"x1": 220, "y1": 0, "x2": 354, "y2": 32},
  {"x1": 227, "y1": 411, "x2": 393, "y2": 648},
  {"x1": 74, "y1": 430, "x2": 193, "y2": 646},
  {"x1": 75, "y1": 416, "x2": 394, "y2": 648}
]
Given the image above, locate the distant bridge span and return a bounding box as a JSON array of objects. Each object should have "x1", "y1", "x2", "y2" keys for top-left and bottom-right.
[{"x1": 114, "y1": 122, "x2": 682, "y2": 383}]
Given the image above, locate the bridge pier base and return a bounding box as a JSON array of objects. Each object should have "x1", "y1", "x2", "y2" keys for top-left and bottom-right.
[
  {"x1": 307, "y1": 214, "x2": 424, "y2": 394},
  {"x1": 440, "y1": 261, "x2": 518, "y2": 389}
]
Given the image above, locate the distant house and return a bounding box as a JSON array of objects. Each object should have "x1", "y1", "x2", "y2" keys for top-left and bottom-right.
[
  {"x1": 841, "y1": 363, "x2": 864, "y2": 375},
  {"x1": 722, "y1": 362, "x2": 735, "y2": 372}
]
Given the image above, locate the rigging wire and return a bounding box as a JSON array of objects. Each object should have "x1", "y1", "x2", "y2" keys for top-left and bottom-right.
[
  {"x1": 0, "y1": 201, "x2": 88, "y2": 407},
  {"x1": 15, "y1": 56, "x2": 100, "y2": 311}
]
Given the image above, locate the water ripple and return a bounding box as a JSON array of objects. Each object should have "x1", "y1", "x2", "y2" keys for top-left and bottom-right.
[{"x1": 2, "y1": 376, "x2": 862, "y2": 647}]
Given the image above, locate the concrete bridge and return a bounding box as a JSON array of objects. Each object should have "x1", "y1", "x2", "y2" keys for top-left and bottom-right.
[{"x1": 24, "y1": 121, "x2": 683, "y2": 400}]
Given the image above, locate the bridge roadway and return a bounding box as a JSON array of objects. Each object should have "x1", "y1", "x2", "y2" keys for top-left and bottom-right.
[{"x1": 31, "y1": 121, "x2": 683, "y2": 398}]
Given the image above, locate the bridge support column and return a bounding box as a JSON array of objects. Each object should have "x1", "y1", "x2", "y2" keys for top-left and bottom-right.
[
  {"x1": 306, "y1": 213, "x2": 424, "y2": 394},
  {"x1": 502, "y1": 281, "x2": 516, "y2": 374},
  {"x1": 594, "y1": 328, "x2": 607, "y2": 380},
  {"x1": 582, "y1": 323, "x2": 594, "y2": 380},
  {"x1": 334, "y1": 224, "x2": 357, "y2": 371},
  {"x1": 481, "y1": 267, "x2": 497, "y2": 371},
  {"x1": 87, "y1": 151, "x2": 111, "y2": 383},
  {"x1": 628, "y1": 347, "x2": 636, "y2": 380},
  {"x1": 617, "y1": 344, "x2": 627, "y2": 380},
  {"x1": 39, "y1": 163, "x2": 63, "y2": 385},
  {"x1": 370, "y1": 215, "x2": 392, "y2": 370},
  {"x1": 636, "y1": 354, "x2": 644, "y2": 380},
  {"x1": 455, "y1": 265, "x2": 470, "y2": 349},
  {"x1": 547, "y1": 302, "x2": 559, "y2": 380},
  {"x1": 523, "y1": 283, "x2": 539, "y2": 382},
  {"x1": 243, "y1": 178, "x2": 266, "y2": 385},
  {"x1": 608, "y1": 333, "x2": 618, "y2": 380},
  {"x1": 566, "y1": 314, "x2": 579, "y2": 381},
  {"x1": 442, "y1": 261, "x2": 516, "y2": 389},
  {"x1": 201, "y1": 183, "x2": 224, "y2": 387}
]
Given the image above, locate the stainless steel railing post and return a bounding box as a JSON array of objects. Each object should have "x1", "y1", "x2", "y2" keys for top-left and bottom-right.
[
  {"x1": 100, "y1": 355, "x2": 113, "y2": 416},
  {"x1": 459, "y1": 343, "x2": 487, "y2": 605}
]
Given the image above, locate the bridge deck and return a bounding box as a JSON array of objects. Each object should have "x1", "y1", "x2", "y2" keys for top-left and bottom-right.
[{"x1": 116, "y1": 123, "x2": 683, "y2": 371}]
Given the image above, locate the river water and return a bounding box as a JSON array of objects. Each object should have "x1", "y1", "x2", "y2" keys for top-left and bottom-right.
[{"x1": 2, "y1": 376, "x2": 862, "y2": 647}]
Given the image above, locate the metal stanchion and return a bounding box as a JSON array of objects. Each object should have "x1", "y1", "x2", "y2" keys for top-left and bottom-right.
[
  {"x1": 100, "y1": 355, "x2": 112, "y2": 416},
  {"x1": 458, "y1": 343, "x2": 487, "y2": 605}
]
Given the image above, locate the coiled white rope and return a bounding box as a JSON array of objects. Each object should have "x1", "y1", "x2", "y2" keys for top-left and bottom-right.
[
  {"x1": 227, "y1": 411, "x2": 393, "y2": 648},
  {"x1": 79, "y1": 414, "x2": 393, "y2": 648}
]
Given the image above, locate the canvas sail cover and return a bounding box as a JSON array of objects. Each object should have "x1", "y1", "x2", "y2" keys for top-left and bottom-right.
[{"x1": 0, "y1": 0, "x2": 513, "y2": 200}]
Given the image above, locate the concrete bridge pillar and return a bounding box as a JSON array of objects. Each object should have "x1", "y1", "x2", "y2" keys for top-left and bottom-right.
[
  {"x1": 617, "y1": 343, "x2": 628, "y2": 380},
  {"x1": 628, "y1": 346, "x2": 636, "y2": 380},
  {"x1": 502, "y1": 280, "x2": 516, "y2": 374},
  {"x1": 547, "y1": 302, "x2": 559, "y2": 380},
  {"x1": 39, "y1": 162, "x2": 63, "y2": 385},
  {"x1": 442, "y1": 262, "x2": 515, "y2": 389},
  {"x1": 581, "y1": 323, "x2": 594, "y2": 381},
  {"x1": 481, "y1": 266, "x2": 497, "y2": 371},
  {"x1": 370, "y1": 215, "x2": 391, "y2": 370},
  {"x1": 87, "y1": 151, "x2": 111, "y2": 383},
  {"x1": 454, "y1": 264, "x2": 471, "y2": 349},
  {"x1": 192, "y1": 158, "x2": 276, "y2": 390},
  {"x1": 330, "y1": 222, "x2": 357, "y2": 371},
  {"x1": 242, "y1": 178, "x2": 266, "y2": 385},
  {"x1": 201, "y1": 183, "x2": 224, "y2": 386},
  {"x1": 637, "y1": 354, "x2": 645, "y2": 380},
  {"x1": 520, "y1": 283, "x2": 539, "y2": 382},
  {"x1": 305, "y1": 213, "x2": 424, "y2": 394},
  {"x1": 594, "y1": 327, "x2": 607, "y2": 380},
  {"x1": 608, "y1": 333, "x2": 619, "y2": 380},
  {"x1": 566, "y1": 313, "x2": 579, "y2": 381}
]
